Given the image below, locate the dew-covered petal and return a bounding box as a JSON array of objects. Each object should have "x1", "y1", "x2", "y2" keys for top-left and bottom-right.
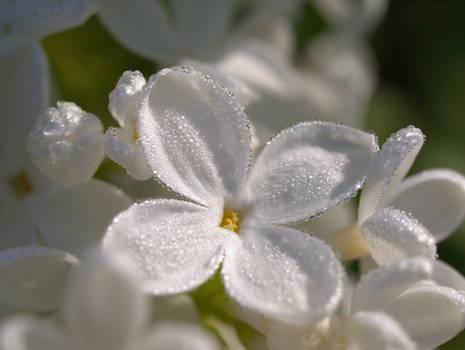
[
  {"x1": 359, "y1": 126, "x2": 425, "y2": 224},
  {"x1": 0, "y1": 247, "x2": 78, "y2": 312},
  {"x1": 104, "y1": 127, "x2": 152, "y2": 181},
  {"x1": 431, "y1": 260, "x2": 465, "y2": 291},
  {"x1": 346, "y1": 311, "x2": 416, "y2": 350},
  {"x1": 0, "y1": 316, "x2": 66, "y2": 350},
  {"x1": 222, "y1": 224, "x2": 343, "y2": 324},
  {"x1": 141, "y1": 322, "x2": 221, "y2": 350},
  {"x1": 0, "y1": 40, "x2": 48, "y2": 176},
  {"x1": 247, "y1": 121, "x2": 378, "y2": 224},
  {"x1": 360, "y1": 208, "x2": 436, "y2": 265},
  {"x1": 139, "y1": 66, "x2": 250, "y2": 207},
  {"x1": 0, "y1": 0, "x2": 97, "y2": 52},
  {"x1": 266, "y1": 317, "x2": 340, "y2": 350},
  {"x1": 182, "y1": 59, "x2": 258, "y2": 107},
  {"x1": 25, "y1": 179, "x2": 132, "y2": 256},
  {"x1": 386, "y1": 284, "x2": 465, "y2": 349},
  {"x1": 351, "y1": 256, "x2": 433, "y2": 312},
  {"x1": 65, "y1": 252, "x2": 147, "y2": 350},
  {"x1": 386, "y1": 169, "x2": 465, "y2": 242},
  {"x1": 103, "y1": 199, "x2": 231, "y2": 295},
  {"x1": 27, "y1": 101, "x2": 104, "y2": 187},
  {"x1": 98, "y1": 0, "x2": 181, "y2": 62},
  {"x1": 171, "y1": 0, "x2": 232, "y2": 57}
]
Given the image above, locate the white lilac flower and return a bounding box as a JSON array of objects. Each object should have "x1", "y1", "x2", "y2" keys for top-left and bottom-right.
[
  {"x1": 103, "y1": 66, "x2": 379, "y2": 324},
  {"x1": 0, "y1": 252, "x2": 221, "y2": 350},
  {"x1": 98, "y1": 0, "x2": 300, "y2": 63},
  {"x1": 27, "y1": 101, "x2": 105, "y2": 187},
  {"x1": 325, "y1": 126, "x2": 465, "y2": 265},
  {"x1": 264, "y1": 257, "x2": 465, "y2": 350},
  {"x1": 0, "y1": 0, "x2": 97, "y2": 53}
]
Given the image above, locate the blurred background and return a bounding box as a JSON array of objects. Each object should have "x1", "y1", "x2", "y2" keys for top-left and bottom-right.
[{"x1": 41, "y1": 1, "x2": 465, "y2": 348}]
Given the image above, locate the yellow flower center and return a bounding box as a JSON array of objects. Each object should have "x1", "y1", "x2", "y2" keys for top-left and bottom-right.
[{"x1": 220, "y1": 210, "x2": 240, "y2": 233}]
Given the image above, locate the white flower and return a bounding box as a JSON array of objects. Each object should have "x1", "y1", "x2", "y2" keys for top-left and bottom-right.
[
  {"x1": 0, "y1": 0, "x2": 97, "y2": 53},
  {"x1": 103, "y1": 66, "x2": 379, "y2": 324},
  {"x1": 104, "y1": 71, "x2": 152, "y2": 181},
  {"x1": 27, "y1": 101, "x2": 104, "y2": 187},
  {"x1": 264, "y1": 257, "x2": 465, "y2": 350},
  {"x1": 326, "y1": 126, "x2": 465, "y2": 265},
  {"x1": 0, "y1": 252, "x2": 221, "y2": 350}
]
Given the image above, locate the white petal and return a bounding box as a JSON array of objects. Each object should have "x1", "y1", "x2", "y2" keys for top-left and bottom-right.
[
  {"x1": 0, "y1": 246, "x2": 78, "y2": 312},
  {"x1": 139, "y1": 66, "x2": 250, "y2": 207},
  {"x1": 141, "y1": 322, "x2": 220, "y2": 350},
  {"x1": 98, "y1": 0, "x2": 181, "y2": 62},
  {"x1": 359, "y1": 126, "x2": 425, "y2": 224},
  {"x1": 182, "y1": 59, "x2": 258, "y2": 107},
  {"x1": 386, "y1": 284, "x2": 465, "y2": 349},
  {"x1": 0, "y1": 0, "x2": 97, "y2": 52},
  {"x1": 65, "y1": 252, "x2": 147, "y2": 350},
  {"x1": 26, "y1": 179, "x2": 132, "y2": 256},
  {"x1": 351, "y1": 256, "x2": 433, "y2": 312},
  {"x1": 247, "y1": 121, "x2": 378, "y2": 224},
  {"x1": 151, "y1": 295, "x2": 199, "y2": 324},
  {"x1": 431, "y1": 260, "x2": 465, "y2": 291},
  {"x1": 27, "y1": 101, "x2": 104, "y2": 187},
  {"x1": 171, "y1": 0, "x2": 232, "y2": 57},
  {"x1": 0, "y1": 41, "x2": 48, "y2": 176},
  {"x1": 222, "y1": 225, "x2": 343, "y2": 324},
  {"x1": 104, "y1": 127, "x2": 152, "y2": 180},
  {"x1": 266, "y1": 317, "x2": 340, "y2": 350},
  {"x1": 103, "y1": 199, "x2": 231, "y2": 295},
  {"x1": 360, "y1": 208, "x2": 436, "y2": 265},
  {"x1": 346, "y1": 311, "x2": 416, "y2": 350},
  {"x1": 108, "y1": 70, "x2": 146, "y2": 127},
  {"x1": 386, "y1": 169, "x2": 465, "y2": 241},
  {"x1": 0, "y1": 316, "x2": 66, "y2": 350}
]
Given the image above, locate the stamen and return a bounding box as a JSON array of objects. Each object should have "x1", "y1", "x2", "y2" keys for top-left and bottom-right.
[
  {"x1": 221, "y1": 210, "x2": 240, "y2": 233},
  {"x1": 9, "y1": 171, "x2": 35, "y2": 199}
]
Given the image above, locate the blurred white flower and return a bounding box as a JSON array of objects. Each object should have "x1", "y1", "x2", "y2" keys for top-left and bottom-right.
[
  {"x1": 27, "y1": 101, "x2": 104, "y2": 187},
  {"x1": 326, "y1": 126, "x2": 465, "y2": 265},
  {"x1": 0, "y1": 252, "x2": 221, "y2": 350},
  {"x1": 0, "y1": 0, "x2": 97, "y2": 54},
  {"x1": 264, "y1": 257, "x2": 465, "y2": 350},
  {"x1": 103, "y1": 66, "x2": 379, "y2": 324}
]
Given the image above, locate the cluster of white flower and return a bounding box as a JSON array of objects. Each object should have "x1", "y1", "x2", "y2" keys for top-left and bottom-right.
[{"x1": 1, "y1": 1, "x2": 465, "y2": 349}]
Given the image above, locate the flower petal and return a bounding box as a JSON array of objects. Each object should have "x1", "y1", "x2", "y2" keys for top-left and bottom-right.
[
  {"x1": 247, "y1": 121, "x2": 378, "y2": 224},
  {"x1": 171, "y1": 0, "x2": 232, "y2": 57},
  {"x1": 0, "y1": 247, "x2": 78, "y2": 312},
  {"x1": 0, "y1": 40, "x2": 48, "y2": 177},
  {"x1": 141, "y1": 322, "x2": 220, "y2": 350},
  {"x1": 360, "y1": 208, "x2": 436, "y2": 265},
  {"x1": 103, "y1": 199, "x2": 231, "y2": 295},
  {"x1": 25, "y1": 179, "x2": 132, "y2": 256},
  {"x1": 351, "y1": 256, "x2": 433, "y2": 312},
  {"x1": 65, "y1": 252, "x2": 147, "y2": 350},
  {"x1": 346, "y1": 311, "x2": 416, "y2": 350},
  {"x1": 431, "y1": 260, "x2": 465, "y2": 291},
  {"x1": 0, "y1": 316, "x2": 66, "y2": 350},
  {"x1": 359, "y1": 126, "x2": 424, "y2": 224},
  {"x1": 222, "y1": 225, "x2": 343, "y2": 324},
  {"x1": 0, "y1": 0, "x2": 97, "y2": 52},
  {"x1": 139, "y1": 66, "x2": 251, "y2": 207},
  {"x1": 98, "y1": 0, "x2": 181, "y2": 62},
  {"x1": 386, "y1": 169, "x2": 465, "y2": 241},
  {"x1": 386, "y1": 284, "x2": 465, "y2": 349}
]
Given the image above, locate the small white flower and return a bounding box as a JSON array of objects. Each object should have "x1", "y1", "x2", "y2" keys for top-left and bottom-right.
[
  {"x1": 103, "y1": 66, "x2": 379, "y2": 324},
  {"x1": 104, "y1": 71, "x2": 152, "y2": 181},
  {"x1": 27, "y1": 101, "x2": 104, "y2": 187},
  {"x1": 326, "y1": 126, "x2": 465, "y2": 265},
  {"x1": 264, "y1": 257, "x2": 465, "y2": 350},
  {"x1": 0, "y1": 252, "x2": 221, "y2": 350}
]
